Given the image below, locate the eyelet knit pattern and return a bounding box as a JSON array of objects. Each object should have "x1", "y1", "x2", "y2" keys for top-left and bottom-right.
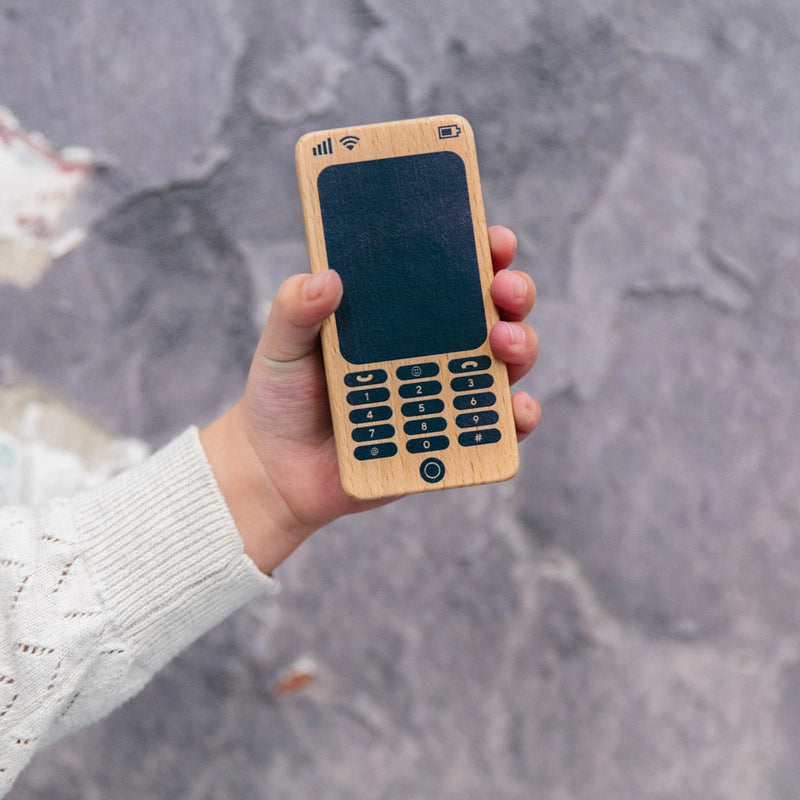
[{"x1": 0, "y1": 428, "x2": 275, "y2": 793}]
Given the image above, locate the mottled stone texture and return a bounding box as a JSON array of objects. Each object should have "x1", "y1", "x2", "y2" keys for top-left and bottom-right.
[{"x1": 2, "y1": 0, "x2": 799, "y2": 797}]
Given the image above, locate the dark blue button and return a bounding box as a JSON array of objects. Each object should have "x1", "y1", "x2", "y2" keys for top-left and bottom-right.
[
  {"x1": 398, "y1": 380, "x2": 442, "y2": 398},
  {"x1": 352, "y1": 424, "x2": 395, "y2": 442},
  {"x1": 450, "y1": 373, "x2": 494, "y2": 392},
  {"x1": 458, "y1": 429, "x2": 501, "y2": 447},
  {"x1": 401, "y1": 399, "x2": 445, "y2": 417},
  {"x1": 397, "y1": 363, "x2": 439, "y2": 380},
  {"x1": 453, "y1": 392, "x2": 496, "y2": 410},
  {"x1": 456, "y1": 410, "x2": 499, "y2": 428},
  {"x1": 406, "y1": 435, "x2": 450, "y2": 454},
  {"x1": 420, "y1": 457, "x2": 445, "y2": 484},
  {"x1": 354, "y1": 442, "x2": 398, "y2": 461},
  {"x1": 344, "y1": 369, "x2": 388, "y2": 387},
  {"x1": 449, "y1": 356, "x2": 492, "y2": 374},
  {"x1": 347, "y1": 387, "x2": 390, "y2": 406},
  {"x1": 349, "y1": 405, "x2": 393, "y2": 424},
  {"x1": 403, "y1": 417, "x2": 447, "y2": 436}
]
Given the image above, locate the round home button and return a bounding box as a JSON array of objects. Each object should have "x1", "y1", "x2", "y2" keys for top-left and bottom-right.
[{"x1": 420, "y1": 457, "x2": 445, "y2": 484}]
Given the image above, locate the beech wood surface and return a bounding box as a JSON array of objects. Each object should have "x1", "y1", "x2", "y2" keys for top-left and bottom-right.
[{"x1": 296, "y1": 116, "x2": 519, "y2": 499}]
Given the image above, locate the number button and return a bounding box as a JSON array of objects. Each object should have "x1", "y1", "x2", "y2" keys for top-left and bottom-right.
[
  {"x1": 349, "y1": 405, "x2": 393, "y2": 424},
  {"x1": 406, "y1": 435, "x2": 450, "y2": 454},
  {"x1": 403, "y1": 417, "x2": 447, "y2": 436},
  {"x1": 347, "y1": 387, "x2": 390, "y2": 406},
  {"x1": 450, "y1": 374, "x2": 494, "y2": 392},
  {"x1": 401, "y1": 399, "x2": 445, "y2": 417},
  {"x1": 352, "y1": 424, "x2": 395, "y2": 442},
  {"x1": 456, "y1": 410, "x2": 499, "y2": 428},
  {"x1": 453, "y1": 392, "x2": 496, "y2": 410},
  {"x1": 398, "y1": 380, "x2": 442, "y2": 398}
]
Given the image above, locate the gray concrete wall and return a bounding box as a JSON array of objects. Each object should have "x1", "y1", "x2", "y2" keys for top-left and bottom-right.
[{"x1": 2, "y1": 1, "x2": 799, "y2": 797}]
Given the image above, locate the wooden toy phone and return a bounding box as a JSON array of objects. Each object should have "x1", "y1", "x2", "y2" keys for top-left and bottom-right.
[{"x1": 296, "y1": 115, "x2": 519, "y2": 500}]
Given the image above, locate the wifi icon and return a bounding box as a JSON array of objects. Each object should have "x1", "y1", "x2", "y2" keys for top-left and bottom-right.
[{"x1": 339, "y1": 135, "x2": 360, "y2": 151}]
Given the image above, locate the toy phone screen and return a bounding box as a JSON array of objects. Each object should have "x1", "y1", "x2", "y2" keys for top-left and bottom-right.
[{"x1": 317, "y1": 151, "x2": 487, "y2": 365}]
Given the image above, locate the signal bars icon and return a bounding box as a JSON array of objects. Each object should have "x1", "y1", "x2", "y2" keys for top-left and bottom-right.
[{"x1": 312, "y1": 137, "x2": 333, "y2": 157}]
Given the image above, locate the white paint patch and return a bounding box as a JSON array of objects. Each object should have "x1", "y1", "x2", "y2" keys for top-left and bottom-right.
[
  {"x1": 0, "y1": 106, "x2": 91, "y2": 288},
  {"x1": 0, "y1": 384, "x2": 149, "y2": 506}
]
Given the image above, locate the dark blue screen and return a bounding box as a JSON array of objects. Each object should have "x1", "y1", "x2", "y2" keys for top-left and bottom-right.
[{"x1": 318, "y1": 151, "x2": 486, "y2": 365}]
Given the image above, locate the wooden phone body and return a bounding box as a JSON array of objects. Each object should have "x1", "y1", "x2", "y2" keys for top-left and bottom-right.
[{"x1": 296, "y1": 115, "x2": 519, "y2": 500}]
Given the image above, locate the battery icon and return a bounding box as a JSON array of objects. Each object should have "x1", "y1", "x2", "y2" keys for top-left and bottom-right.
[{"x1": 437, "y1": 124, "x2": 462, "y2": 140}]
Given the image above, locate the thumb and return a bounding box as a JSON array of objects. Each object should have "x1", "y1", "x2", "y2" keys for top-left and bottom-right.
[{"x1": 258, "y1": 271, "x2": 343, "y2": 363}]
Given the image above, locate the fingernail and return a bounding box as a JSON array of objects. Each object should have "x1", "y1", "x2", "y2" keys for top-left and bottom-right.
[
  {"x1": 304, "y1": 271, "x2": 331, "y2": 301},
  {"x1": 511, "y1": 273, "x2": 527, "y2": 300},
  {"x1": 501, "y1": 321, "x2": 523, "y2": 345},
  {"x1": 521, "y1": 391, "x2": 536, "y2": 411}
]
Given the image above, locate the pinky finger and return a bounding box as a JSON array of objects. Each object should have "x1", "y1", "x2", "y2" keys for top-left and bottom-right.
[{"x1": 512, "y1": 391, "x2": 542, "y2": 442}]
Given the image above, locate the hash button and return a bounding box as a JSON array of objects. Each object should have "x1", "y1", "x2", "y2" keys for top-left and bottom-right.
[{"x1": 457, "y1": 429, "x2": 501, "y2": 447}]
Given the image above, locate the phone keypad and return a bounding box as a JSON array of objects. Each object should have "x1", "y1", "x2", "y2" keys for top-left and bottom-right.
[{"x1": 343, "y1": 356, "x2": 503, "y2": 464}]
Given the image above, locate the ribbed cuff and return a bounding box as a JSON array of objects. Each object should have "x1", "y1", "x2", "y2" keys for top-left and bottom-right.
[{"x1": 71, "y1": 427, "x2": 276, "y2": 672}]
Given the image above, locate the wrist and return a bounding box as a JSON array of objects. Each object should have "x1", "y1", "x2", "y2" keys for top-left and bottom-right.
[{"x1": 200, "y1": 405, "x2": 312, "y2": 574}]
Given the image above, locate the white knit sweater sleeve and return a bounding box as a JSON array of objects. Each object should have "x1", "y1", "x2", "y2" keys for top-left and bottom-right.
[{"x1": 0, "y1": 427, "x2": 276, "y2": 793}]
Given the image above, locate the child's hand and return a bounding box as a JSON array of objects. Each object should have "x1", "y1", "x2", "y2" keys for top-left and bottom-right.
[{"x1": 201, "y1": 226, "x2": 540, "y2": 574}]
